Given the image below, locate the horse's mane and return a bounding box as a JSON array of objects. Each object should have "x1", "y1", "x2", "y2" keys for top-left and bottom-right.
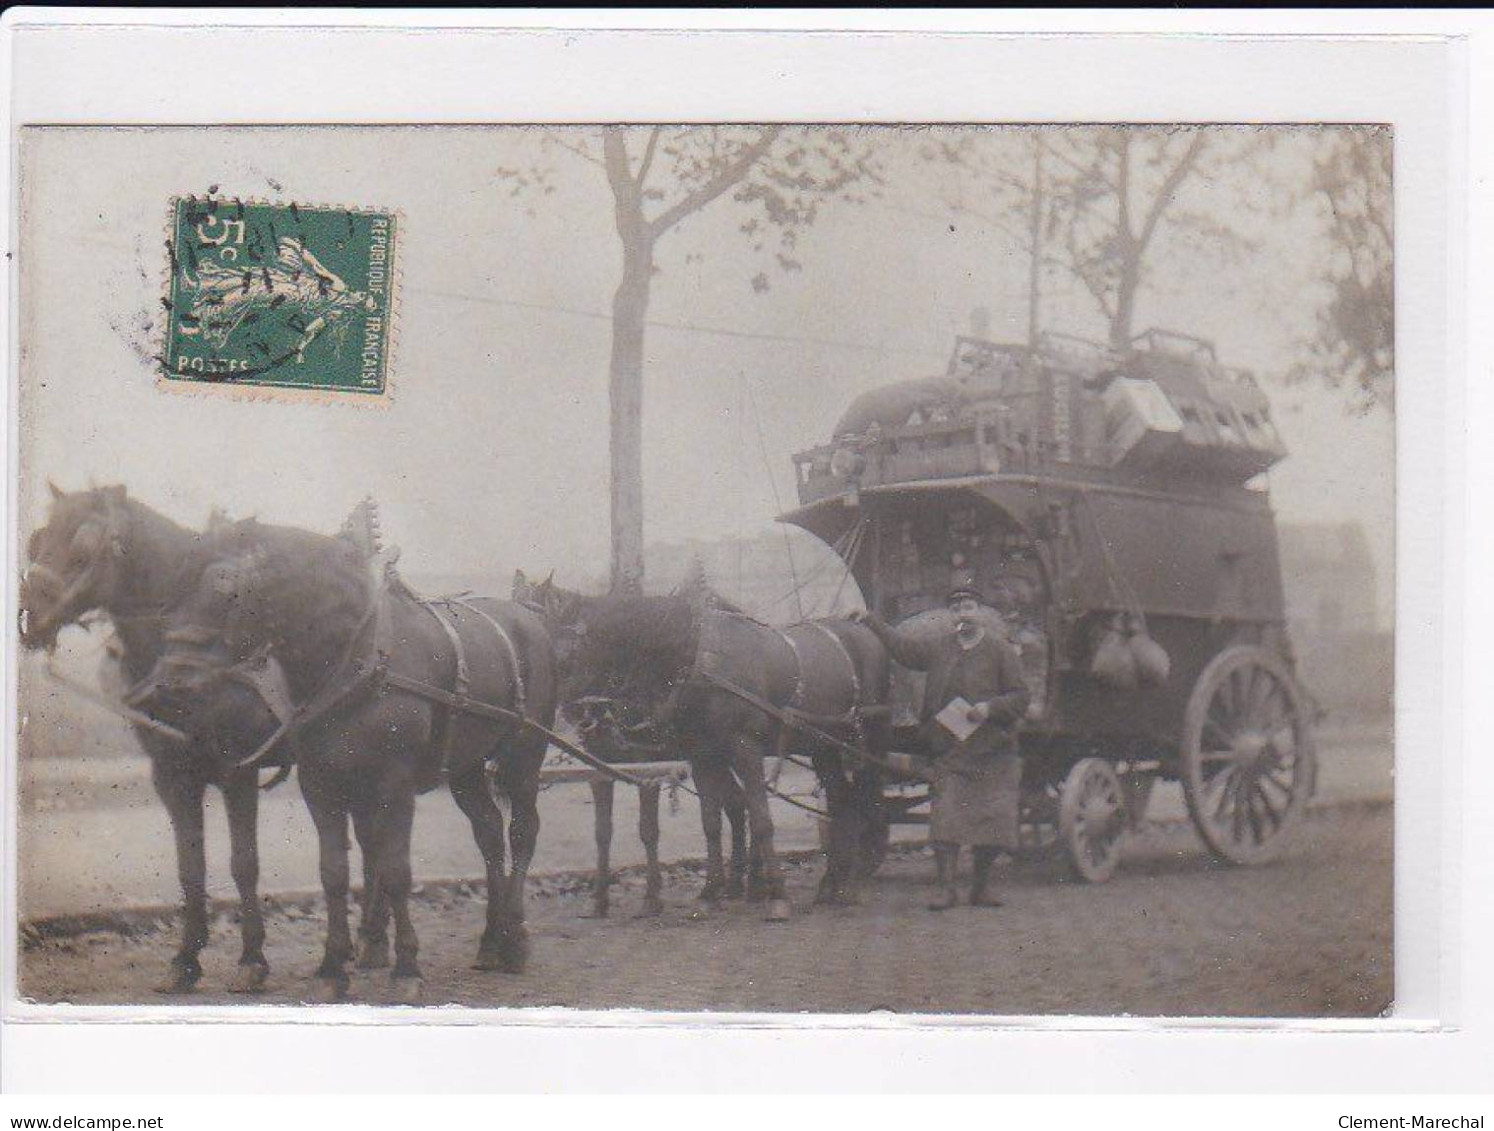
[
  {"x1": 202, "y1": 520, "x2": 372, "y2": 690},
  {"x1": 94, "y1": 491, "x2": 224, "y2": 626},
  {"x1": 575, "y1": 593, "x2": 701, "y2": 675}
]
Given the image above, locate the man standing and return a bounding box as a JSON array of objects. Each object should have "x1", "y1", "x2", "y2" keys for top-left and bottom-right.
[{"x1": 855, "y1": 587, "x2": 1030, "y2": 910}]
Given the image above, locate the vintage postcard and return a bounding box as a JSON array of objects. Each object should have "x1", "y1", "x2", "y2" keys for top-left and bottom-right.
[{"x1": 9, "y1": 120, "x2": 1399, "y2": 1021}]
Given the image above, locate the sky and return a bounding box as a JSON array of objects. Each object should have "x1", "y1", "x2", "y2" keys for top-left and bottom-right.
[{"x1": 17, "y1": 125, "x2": 1394, "y2": 622}]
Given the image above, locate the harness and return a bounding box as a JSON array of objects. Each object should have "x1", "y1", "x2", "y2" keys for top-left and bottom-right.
[
  {"x1": 227, "y1": 589, "x2": 385, "y2": 776},
  {"x1": 447, "y1": 596, "x2": 528, "y2": 715},
  {"x1": 24, "y1": 508, "x2": 124, "y2": 643},
  {"x1": 776, "y1": 625, "x2": 810, "y2": 709},
  {"x1": 412, "y1": 595, "x2": 528, "y2": 771}
]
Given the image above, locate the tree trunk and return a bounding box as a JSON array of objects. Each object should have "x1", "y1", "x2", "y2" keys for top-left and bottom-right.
[
  {"x1": 1027, "y1": 133, "x2": 1045, "y2": 348},
  {"x1": 1110, "y1": 264, "x2": 1138, "y2": 351},
  {"x1": 1109, "y1": 132, "x2": 1138, "y2": 352},
  {"x1": 609, "y1": 237, "x2": 653, "y2": 593}
]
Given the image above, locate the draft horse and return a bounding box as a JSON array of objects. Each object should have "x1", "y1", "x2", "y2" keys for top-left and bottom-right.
[
  {"x1": 137, "y1": 528, "x2": 556, "y2": 1002},
  {"x1": 546, "y1": 588, "x2": 890, "y2": 917},
  {"x1": 20, "y1": 484, "x2": 275, "y2": 994},
  {"x1": 514, "y1": 571, "x2": 756, "y2": 914}
]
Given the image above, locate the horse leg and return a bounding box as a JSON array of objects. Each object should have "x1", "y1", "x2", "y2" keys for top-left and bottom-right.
[
  {"x1": 588, "y1": 779, "x2": 615, "y2": 918},
  {"x1": 853, "y1": 767, "x2": 888, "y2": 878},
  {"x1": 449, "y1": 767, "x2": 513, "y2": 972},
  {"x1": 811, "y1": 751, "x2": 860, "y2": 907},
  {"x1": 150, "y1": 761, "x2": 208, "y2": 994},
  {"x1": 689, "y1": 758, "x2": 727, "y2": 902},
  {"x1": 222, "y1": 772, "x2": 270, "y2": 993},
  {"x1": 372, "y1": 787, "x2": 422, "y2": 1003},
  {"x1": 352, "y1": 806, "x2": 390, "y2": 970},
  {"x1": 302, "y1": 781, "x2": 353, "y2": 1003},
  {"x1": 637, "y1": 782, "x2": 663, "y2": 917},
  {"x1": 503, "y1": 771, "x2": 540, "y2": 970},
  {"x1": 729, "y1": 733, "x2": 790, "y2": 921},
  {"x1": 725, "y1": 775, "x2": 756, "y2": 901}
]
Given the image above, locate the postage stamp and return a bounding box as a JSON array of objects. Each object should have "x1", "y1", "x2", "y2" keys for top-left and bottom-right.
[{"x1": 162, "y1": 197, "x2": 397, "y2": 396}]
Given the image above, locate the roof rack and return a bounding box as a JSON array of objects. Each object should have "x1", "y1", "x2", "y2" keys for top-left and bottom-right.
[
  {"x1": 1131, "y1": 328, "x2": 1218, "y2": 365},
  {"x1": 1037, "y1": 330, "x2": 1113, "y2": 362},
  {"x1": 946, "y1": 336, "x2": 1026, "y2": 381}
]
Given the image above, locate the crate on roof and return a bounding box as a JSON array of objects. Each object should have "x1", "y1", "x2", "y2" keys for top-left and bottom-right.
[{"x1": 793, "y1": 329, "x2": 1287, "y2": 507}]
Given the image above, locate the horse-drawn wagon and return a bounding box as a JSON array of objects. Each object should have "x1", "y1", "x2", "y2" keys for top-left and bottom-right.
[{"x1": 782, "y1": 330, "x2": 1316, "y2": 882}]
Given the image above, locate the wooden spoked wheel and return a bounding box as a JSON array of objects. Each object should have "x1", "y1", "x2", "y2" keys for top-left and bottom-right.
[
  {"x1": 1058, "y1": 757, "x2": 1128, "y2": 883},
  {"x1": 1181, "y1": 644, "x2": 1316, "y2": 866}
]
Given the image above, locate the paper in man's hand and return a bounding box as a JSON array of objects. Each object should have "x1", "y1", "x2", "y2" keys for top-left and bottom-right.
[{"x1": 935, "y1": 696, "x2": 981, "y2": 743}]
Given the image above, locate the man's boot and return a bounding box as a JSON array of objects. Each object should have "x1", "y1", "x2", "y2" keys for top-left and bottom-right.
[
  {"x1": 928, "y1": 844, "x2": 960, "y2": 912},
  {"x1": 969, "y1": 847, "x2": 1004, "y2": 908}
]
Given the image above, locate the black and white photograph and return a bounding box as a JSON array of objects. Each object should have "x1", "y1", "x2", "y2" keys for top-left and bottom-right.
[{"x1": 9, "y1": 119, "x2": 1398, "y2": 1018}]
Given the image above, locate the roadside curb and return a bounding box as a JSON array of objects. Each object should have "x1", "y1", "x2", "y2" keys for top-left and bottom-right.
[{"x1": 20, "y1": 795, "x2": 1391, "y2": 945}]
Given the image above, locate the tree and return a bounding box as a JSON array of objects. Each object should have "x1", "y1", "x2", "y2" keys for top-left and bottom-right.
[
  {"x1": 1048, "y1": 127, "x2": 1213, "y2": 349},
  {"x1": 930, "y1": 126, "x2": 1263, "y2": 351},
  {"x1": 500, "y1": 127, "x2": 879, "y2": 591},
  {"x1": 1297, "y1": 127, "x2": 1393, "y2": 411}
]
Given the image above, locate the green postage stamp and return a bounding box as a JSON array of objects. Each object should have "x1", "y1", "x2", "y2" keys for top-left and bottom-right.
[{"x1": 162, "y1": 197, "x2": 397, "y2": 397}]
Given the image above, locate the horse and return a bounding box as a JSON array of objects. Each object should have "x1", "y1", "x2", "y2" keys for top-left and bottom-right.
[
  {"x1": 539, "y1": 586, "x2": 891, "y2": 917},
  {"x1": 19, "y1": 484, "x2": 275, "y2": 994},
  {"x1": 136, "y1": 531, "x2": 556, "y2": 1003},
  {"x1": 513, "y1": 570, "x2": 758, "y2": 912}
]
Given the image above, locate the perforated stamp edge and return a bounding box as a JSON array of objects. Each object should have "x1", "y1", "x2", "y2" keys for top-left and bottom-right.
[{"x1": 153, "y1": 194, "x2": 403, "y2": 409}]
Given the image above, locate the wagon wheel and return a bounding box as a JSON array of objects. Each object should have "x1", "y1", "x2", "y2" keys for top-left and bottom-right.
[
  {"x1": 1058, "y1": 757, "x2": 1127, "y2": 883},
  {"x1": 1181, "y1": 644, "x2": 1316, "y2": 866}
]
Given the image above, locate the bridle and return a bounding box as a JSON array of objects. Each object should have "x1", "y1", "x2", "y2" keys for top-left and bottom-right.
[{"x1": 23, "y1": 508, "x2": 125, "y2": 645}]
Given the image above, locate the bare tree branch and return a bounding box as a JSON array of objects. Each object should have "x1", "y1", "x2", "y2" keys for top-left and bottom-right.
[
  {"x1": 546, "y1": 130, "x2": 604, "y2": 169},
  {"x1": 647, "y1": 126, "x2": 782, "y2": 237},
  {"x1": 1136, "y1": 131, "x2": 1208, "y2": 255},
  {"x1": 1044, "y1": 137, "x2": 1110, "y2": 188},
  {"x1": 1062, "y1": 221, "x2": 1116, "y2": 319},
  {"x1": 635, "y1": 126, "x2": 663, "y2": 188}
]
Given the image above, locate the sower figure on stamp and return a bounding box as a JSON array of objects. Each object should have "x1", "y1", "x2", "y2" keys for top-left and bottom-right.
[{"x1": 855, "y1": 586, "x2": 1030, "y2": 911}]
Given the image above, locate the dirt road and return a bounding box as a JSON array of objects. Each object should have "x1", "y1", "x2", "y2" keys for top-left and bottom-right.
[
  {"x1": 19, "y1": 803, "x2": 1391, "y2": 1017},
  {"x1": 16, "y1": 722, "x2": 1393, "y2": 920}
]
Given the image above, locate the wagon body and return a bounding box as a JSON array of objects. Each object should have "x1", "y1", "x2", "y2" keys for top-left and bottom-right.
[{"x1": 780, "y1": 331, "x2": 1316, "y2": 879}]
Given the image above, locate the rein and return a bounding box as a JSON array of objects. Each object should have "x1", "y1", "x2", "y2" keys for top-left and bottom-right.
[
  {"x1": 226, "y1": 583, "x2": 386, "y2": 773},
  {"x1": 694, "y1": 667, "x2": 915, "y2": 782},
  {"x1": 44, "y1": 661, "x2": 190, "y2": 744},
  {"x1": 23, "y1": 527, "x2": 116, "y2": 644}
]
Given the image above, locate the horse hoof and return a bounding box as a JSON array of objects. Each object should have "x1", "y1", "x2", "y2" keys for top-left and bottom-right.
[
  {"x1": 390, "y1": 976, "x2": 425, "y2": 1005},
  {"x1": 765, "y1": 899, "x2": 792, "y2": 922},
  {"x1": 499, "y1": 930, "x2": 531, "y2": 973},
  {"x1": 472, "y1": 951, "x2": 506, "y2": 972},
  {"x1": 227, "y1": 962, "x2": 270, "y2": 994},
  {"x1": 724, "y1": 881, "x2": 746, "y2": 901},
  {"x1": 307, "y1": 976, "x2": 349, "y2": 1004},
  {"x1": 153, "y1": 963, "x2": 201, "y2": 996},
  {"x1": 637, "y1": 896, "x2": 664, "y2": 918},
  {"x1": 355, "y1": 939, "x2": 391, "y2": 970}
]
